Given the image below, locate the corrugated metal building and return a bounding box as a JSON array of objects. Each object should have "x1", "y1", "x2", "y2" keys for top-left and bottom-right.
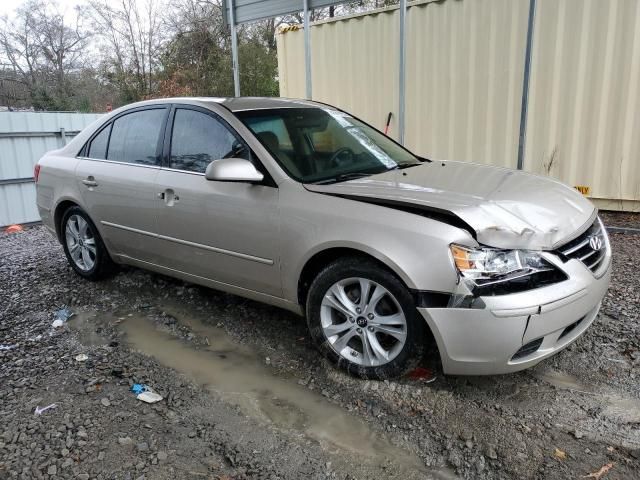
[
  {"x1": 0, "y1": 112, "x2": 102, "y2": 226},
  {"x1": 277, "y1": 0, "x2": 640, "y2": 211}
]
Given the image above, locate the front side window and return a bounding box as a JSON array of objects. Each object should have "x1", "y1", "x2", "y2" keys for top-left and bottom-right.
[
  {"x1": 107, "y1": 108, "x2": 166, "y2": 166},
  {"x1": 236, "y1": 107, "x2": 421, "y2": 183},
  {"x1": 87, "y1": 124, "x2": 111, "y2": 160},
  {"x1": 169, "y1": 108, "x2": 249, "y2": 173}
]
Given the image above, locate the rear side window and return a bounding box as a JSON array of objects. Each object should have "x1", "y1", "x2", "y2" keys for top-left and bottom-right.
[
  {"x1": 87, "y1": 124, "x2": 111, "y2": 159},
  {"x1": 169, "y1": 108, "x2": 248, "y2": 173},
  {"x1": 107, "y1": 108, "x2": 166, "y2": 166}
]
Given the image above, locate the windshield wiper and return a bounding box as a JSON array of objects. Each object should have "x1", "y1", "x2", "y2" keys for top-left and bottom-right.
[
  {"x1": 310, "y1": 172, "x2": 376, "y2": 185},
  {"x1": 311, "y1": 163, "x2": 421, "y2": 185},
  {"x1": 389, "y1": 163, "x2": 421, "y2": 170}
]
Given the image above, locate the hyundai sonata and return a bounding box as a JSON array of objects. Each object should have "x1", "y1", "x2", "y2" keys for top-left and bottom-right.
[{"x1": 35, "y1": 97, "x2": 611, "y2": 379}]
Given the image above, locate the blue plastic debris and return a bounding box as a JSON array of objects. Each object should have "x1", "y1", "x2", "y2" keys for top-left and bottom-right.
[
  {"x1": 52, "y1": 307, "x2": 75, "y2": 328},
  {"x1": 54, "y1": 307, "x2": 75, "y2": 322},
  {"x1": 130, "y1": 384, "x2": 163, "y2": 403},
  {"x1": 130, "y1": 384, "x2": 148, "y2": 395}
]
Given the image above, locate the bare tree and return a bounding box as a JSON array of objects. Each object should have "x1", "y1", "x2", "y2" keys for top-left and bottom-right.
[
  {"x1": 87, "y1": 0, "x2": 166, "y2": 100},
  {"x1": 0, "y1": 0, "x2": 90, "y2": 109}
]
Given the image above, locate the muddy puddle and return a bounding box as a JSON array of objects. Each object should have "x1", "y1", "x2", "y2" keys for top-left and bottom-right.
[
  {"x1": 68, "y1": 311, "x2": 111, "y2": 346},
  {"x1": 73, "y1": 304, "x2": 456, "y2": 479}
]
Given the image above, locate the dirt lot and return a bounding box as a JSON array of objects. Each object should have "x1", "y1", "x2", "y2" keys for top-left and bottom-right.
[{"x1": 1, "y1": 220, "x2": 639, "y2": 480}]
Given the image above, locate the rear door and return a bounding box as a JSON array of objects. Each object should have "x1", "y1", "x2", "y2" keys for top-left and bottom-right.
[
  {"x1": 76, "y1": 106, "x2": 169, "y2": 262},
  {"x1": 154, "y1": 105, "x2": 281, "y2": 297}
]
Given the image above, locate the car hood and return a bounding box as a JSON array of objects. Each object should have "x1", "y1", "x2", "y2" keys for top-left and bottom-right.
[{"x1": 304, "y1": 161, "x2": 596, "y2": 250}]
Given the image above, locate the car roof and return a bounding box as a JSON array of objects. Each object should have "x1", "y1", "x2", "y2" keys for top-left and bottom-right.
[
  {"x1": 220, "y1": 96, "x2": 323, "y2": 112},
  {"x1": 119, "y1": 96, "x2": 326, "y2": 113}
]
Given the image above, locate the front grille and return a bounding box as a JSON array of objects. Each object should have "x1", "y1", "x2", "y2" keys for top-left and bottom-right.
[
  {"x1": 556, "y1": 219, "x2": 608, "y2": 274},
  {"x1": 511, "y1": 337, "x2": 543, "y2": 360}
]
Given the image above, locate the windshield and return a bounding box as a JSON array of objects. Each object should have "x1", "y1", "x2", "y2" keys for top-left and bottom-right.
[{"x1": 235, "y1": 107, "x2": 422, "y2": 184}]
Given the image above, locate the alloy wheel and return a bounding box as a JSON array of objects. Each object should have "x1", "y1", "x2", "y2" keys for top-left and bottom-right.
[
  {"x1": 65, "y1": 214, "x2": 97, "y2": 272},
  {"x1": 320, "y1": 277, "x2": 407, "y2": 367}
]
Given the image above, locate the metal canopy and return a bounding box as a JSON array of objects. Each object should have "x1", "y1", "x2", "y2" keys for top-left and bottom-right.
[
  {"x1": 222, "y1": 0, "x2": 346, "y2": 25},
  {"x1": 224, "y1": 0, "x2": 409, "y2": 143}
]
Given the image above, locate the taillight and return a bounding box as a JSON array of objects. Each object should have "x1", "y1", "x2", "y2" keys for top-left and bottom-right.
[{"x1": 34, "y1": 164, "x2": 41, "y2": 183}]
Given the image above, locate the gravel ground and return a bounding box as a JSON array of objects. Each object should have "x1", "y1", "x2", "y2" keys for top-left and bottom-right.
[
  {"x1": 600, "y1": 211, "x2": 640, "y2": 230},
  {"x1": 1, "y1": 223, "x2": 639, "y2": 479}
]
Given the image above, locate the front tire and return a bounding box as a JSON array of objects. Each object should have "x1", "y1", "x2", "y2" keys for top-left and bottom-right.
[
  {"x1": 61, "y1": 206, "x2": 115, "y2": 280},
  {"x1": 306, "y1": 258, "x2": 425, "y2": 379}
]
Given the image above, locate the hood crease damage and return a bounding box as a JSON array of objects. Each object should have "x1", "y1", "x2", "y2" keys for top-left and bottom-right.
[{"x1": 305, "y1": 161, "x2": 596, "y2": 250}]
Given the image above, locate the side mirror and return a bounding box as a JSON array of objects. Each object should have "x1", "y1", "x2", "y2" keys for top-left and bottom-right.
[{"x1": 205, "y1": 158, "x2": 264, "y2": 183}]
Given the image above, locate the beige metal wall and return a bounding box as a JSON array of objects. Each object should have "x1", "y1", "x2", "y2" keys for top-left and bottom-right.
[
  {"x1": 277, "y1": 0, "x2": 640, "y2": 210},
  {"x1": 277, "y1": 10, "x2": 400, "y2": 144},
  {"x1": 527, "y1": 0, "x2": 640, "y2": 208}
]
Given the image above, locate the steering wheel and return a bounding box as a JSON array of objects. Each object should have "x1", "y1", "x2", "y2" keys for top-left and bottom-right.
[{"x1": 329, "y1": 147, "x2": 355, "y2": 167}]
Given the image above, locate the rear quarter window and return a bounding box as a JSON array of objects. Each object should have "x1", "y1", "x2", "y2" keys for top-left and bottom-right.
[{"x1": 87, "y1": 124, "x2": 111, "y2": 159}]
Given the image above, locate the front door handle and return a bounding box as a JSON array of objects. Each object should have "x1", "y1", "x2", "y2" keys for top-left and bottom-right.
[
  {"x1": 82, "y1": 176, "x2": 98, "y2": 187},
  {"x1": 160, "y1": 188, "x2": 179, "y2": 206}
]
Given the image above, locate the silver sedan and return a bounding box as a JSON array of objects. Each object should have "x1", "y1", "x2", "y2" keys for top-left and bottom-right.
[{"x1": 35, "y1": 97, "x2": 611, "y2": 378}]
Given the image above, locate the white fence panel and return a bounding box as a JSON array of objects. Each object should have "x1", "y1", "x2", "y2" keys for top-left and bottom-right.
[{"x1": 0, "y1": 112, "x2": 102, "y2": 226}]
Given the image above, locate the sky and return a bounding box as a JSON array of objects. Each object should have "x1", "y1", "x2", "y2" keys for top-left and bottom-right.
[{"x1": 0, "y1": 0, "x2": 82, "y2": 18}]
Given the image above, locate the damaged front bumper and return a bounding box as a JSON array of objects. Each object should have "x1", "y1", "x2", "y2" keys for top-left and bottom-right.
[{"x1": 418, "y1": 255, "x2": 612, "y2": 375}]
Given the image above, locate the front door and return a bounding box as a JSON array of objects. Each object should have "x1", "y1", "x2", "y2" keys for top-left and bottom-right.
[
  {"x1": 76, "y1": 106, "x2": 168, "y2": 263},
  {"x1": 154, "y1": 106, "x2": 281, "y2": 297}
]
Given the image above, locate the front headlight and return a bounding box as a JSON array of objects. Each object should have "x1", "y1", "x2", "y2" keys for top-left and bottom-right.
[{"x1": 449, "y1": 244, "x2": 554, "y2": 287}]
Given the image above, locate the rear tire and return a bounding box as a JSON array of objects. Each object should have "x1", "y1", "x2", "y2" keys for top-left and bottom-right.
[
  {"x1": 61, "y1": 206, "x2": 115, "y2": 280},
  {"x1": 306, "y1": 258, "x2": 425, "y2": 379}
]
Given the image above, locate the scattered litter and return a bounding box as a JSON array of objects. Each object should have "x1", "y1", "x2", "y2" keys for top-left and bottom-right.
[
  {"x1": 34, "y1": 404, "x2": 57, "y2": 415},
  {"x1": 582, "y1": 463, "x2": 614, "y2": 479},
  {"x1": 4, "y1": 224, "x2": 24, "y2": 234},
  {"x1": 0, "y1": 344, "x2": 17, "y2": 351},
  {"x1": 131, "y1": 383, "x2": 147, "y2": 395},
  {"x1": 55, "y1": 307, "x2": 75, "y2": 322},
  {"x1": 52, "y1": 307, "x2": 75, "y2": 328},
  {"x1": 75, "y1": 354, "x2": 89, "y2": 362},
  {"x1": 553, "y1": 448, "x2": 567, "y2": 460},
  {"x1": 606, "y1": 357, "x2": 626, "y2": 364},
  {"x1": 137, "y1": 391, "x2": 163, "y2": 403},
  {"x1": 100, "y1": 398, "x2": 111, "y2": 407},
  {"x1": 407, "y1": 367, "x2": 437, "y2": 383},
  {"x1": 131, "y1": 384, "x2": 163, "y2": 403}
]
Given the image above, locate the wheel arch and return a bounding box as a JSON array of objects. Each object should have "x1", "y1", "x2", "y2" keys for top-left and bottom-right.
[
  {"x1": 53, "y1": 197, "x2": 102, "y2": 245},
  {"x1": 53, "y1": 198, "x2": 82, "y2": 243},
  {"x1": 295, "y1": 243, "x2": 415, "y2": 309}
]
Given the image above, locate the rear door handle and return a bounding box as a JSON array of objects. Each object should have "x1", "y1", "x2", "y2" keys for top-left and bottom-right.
[{"x1": 82, "y1": 176, "x2": 98, "y2": 187}]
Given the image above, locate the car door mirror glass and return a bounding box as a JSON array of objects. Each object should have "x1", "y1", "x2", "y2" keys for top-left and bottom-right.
[{"x1": 205, "y1": 158, "x2": 264, "y2": 183}]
